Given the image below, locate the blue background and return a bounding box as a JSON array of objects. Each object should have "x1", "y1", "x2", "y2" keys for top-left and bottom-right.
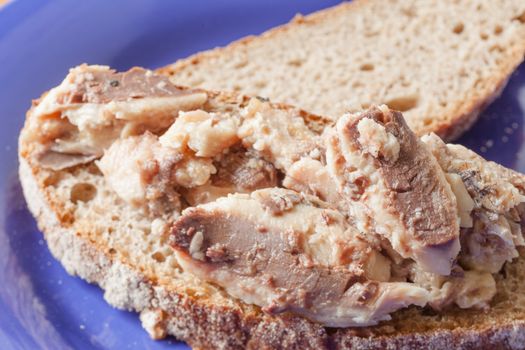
[{"x1": 0, "y1": 1, "x2": 523, "y2": 349}]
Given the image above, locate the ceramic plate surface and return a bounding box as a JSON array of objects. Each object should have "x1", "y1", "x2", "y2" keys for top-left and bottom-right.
[{"x1": 0, "y1": 1, "x2": 524, "y2": 349}]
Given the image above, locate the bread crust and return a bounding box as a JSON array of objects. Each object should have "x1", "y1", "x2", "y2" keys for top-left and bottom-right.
[
  {"x1": 158, "y1": 1, "x2": 525, "y2": 141},
  {"x1": 331, "y1": 322, "x2": 525, "y2": 350}
]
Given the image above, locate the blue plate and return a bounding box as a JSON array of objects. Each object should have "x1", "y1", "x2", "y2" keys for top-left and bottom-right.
[{"x1": 0, "y1": 1, "x2": 523, "y2": 349}]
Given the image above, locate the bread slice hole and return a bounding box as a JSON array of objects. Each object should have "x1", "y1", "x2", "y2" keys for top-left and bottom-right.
[
  {"x1": 234, "y1": 60, "x2": 248, "y2": 69},
  {"x1": 385, "y1": 95, "x2": 419, "y2": 112},
  {"x1": 87, "y1": 163, "x2": 102, "y2": 175},
  {"x1": 359, "y1": 63, "x2": 375, "y2": 71},
  {"x1": 452, "y1": 23, "x2": 464, "y2": 34},
  {"x1": 489, "y1": 45, "x2": 503, "y2": 53},
  {"x1": 480, "y1": 32, "x2": 489, "y2": 40},
  {"x1": 514, "y1": 11, "x2": 525, "y2": 24},
  {"x1": 401, "y1": 7, "x2": 416, "y2": 17},
  {"x1": 287, "y1": 58, "x2": 304, "y2": 67},
  {"x1": 152, "y1": 251, "x2": 166, "y2": 263},
  {"x1": 43, "y1": 172, "x2": 62, "y2": 187},
  {"x1": 70, "y1": 183, "x2": 97, "y2": 203},
  {"x1": 254, "y1": 80, "x2": 267, "y2": 89},
  {"x1": 494, "y1": 25, "x2": 503, "y2": 35}
]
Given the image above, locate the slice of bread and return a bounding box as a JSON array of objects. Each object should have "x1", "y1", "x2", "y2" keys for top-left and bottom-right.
[
  {"x1": 19, "y1": 68, "x2": 525, "y2": 349},
  {"x1": 159, "y1": 0, "x2": 525, "y2": 140}
]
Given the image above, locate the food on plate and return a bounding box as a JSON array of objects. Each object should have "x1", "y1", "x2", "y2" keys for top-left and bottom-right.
[{"x1": 19, "y1": 65, "x2": 525, "y2": 349}]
